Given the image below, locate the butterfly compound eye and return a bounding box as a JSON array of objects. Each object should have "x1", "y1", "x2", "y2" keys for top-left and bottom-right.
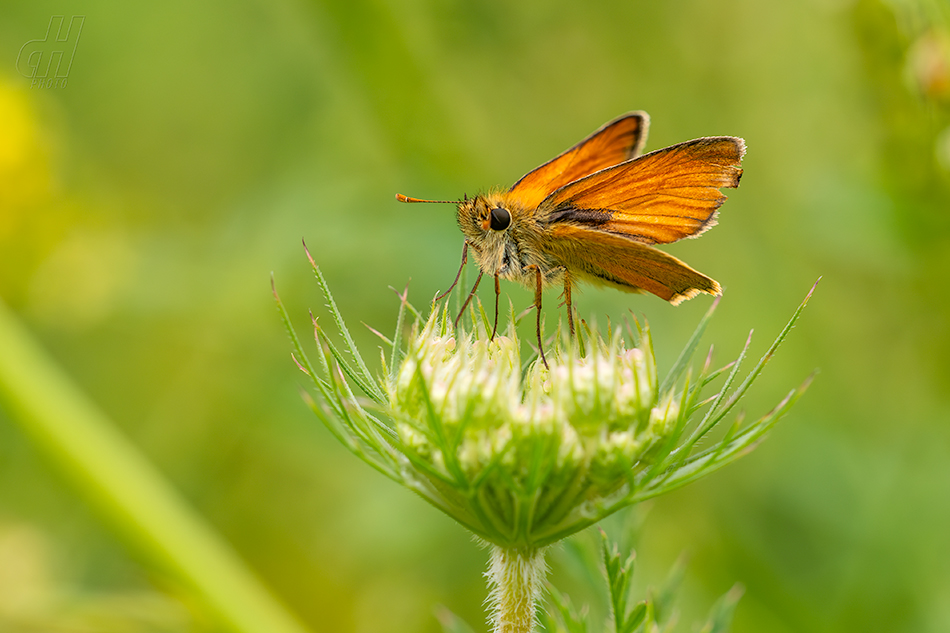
[{"x1": 489, "y1": 206, "x2": 511, "y2": 231}]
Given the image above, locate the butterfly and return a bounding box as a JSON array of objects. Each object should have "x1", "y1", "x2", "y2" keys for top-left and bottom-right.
[{"x1": 397, "y1": 112, "x2": 745, "y2": 367}]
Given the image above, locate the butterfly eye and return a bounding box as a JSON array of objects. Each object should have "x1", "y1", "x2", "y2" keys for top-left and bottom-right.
[{"x1": 489, "y1": 207, "x2": 511, "y2": 231}]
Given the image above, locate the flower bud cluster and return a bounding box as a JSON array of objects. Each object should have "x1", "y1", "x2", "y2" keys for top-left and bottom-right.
[{"x1": 388, "y1": 315, "x2": 681, "y2": 547}]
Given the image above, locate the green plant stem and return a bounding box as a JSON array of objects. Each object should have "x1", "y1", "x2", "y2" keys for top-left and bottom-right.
[
  {"x1": 0, "y1": 298, "x2": 311, "y2": 633},
  {"x1": 487, "y1": 546, "x2": 547, "y2": 633}
]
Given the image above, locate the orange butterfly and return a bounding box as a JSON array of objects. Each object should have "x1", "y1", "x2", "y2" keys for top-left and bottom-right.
[{"x1": 397, "y1": 112, "x2": 745, "y2": 366}]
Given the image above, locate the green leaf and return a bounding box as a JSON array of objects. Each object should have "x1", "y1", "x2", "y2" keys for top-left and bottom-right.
[
  {"x1": 304, "y1": 242, "x2": 387, "y2": 404},
  {"x1": 433, "y1": 605, "x2": 476, "y2": 633},
  {"x1": 315, "y1": 325, "x2": 385, "y2": 408},
  {"x1": 631, "y1": 376, "x2": 812, "y2": 503},
  {"x1": 652, "y1": 554, "x2": 686, "y2": 625},
  {"x1": 699, "y1": 584, "x2": 744, "y2": 633},
  {"x1": 622, "y1": 601, "x2": 648, "y2": 633},
  {"x1": 680, "y1": 330, "x2": 752, "y2": 456},
  {"x1": 545, "y1": 584, "x2": 589, "y2": 633},
  {"x1": 691, "y1": 279, "x2": 819, "y2": 450},
  {"x1": 389, "y1": 282, "x2": 410, "y2": 380},
  {"x1": 271, "y1": 276, "x2": 320, "y2": 390},
  {"x1": 659, "y1": 296, "x2": 719, "y2": 395},
  {"x1": 602, "y1": 529, "x2": 642, "y2": 633}
]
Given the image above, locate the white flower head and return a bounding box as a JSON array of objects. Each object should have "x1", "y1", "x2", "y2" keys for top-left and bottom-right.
[{"x1": 386, "y1": 312, "x2": 688, "y2": 548}]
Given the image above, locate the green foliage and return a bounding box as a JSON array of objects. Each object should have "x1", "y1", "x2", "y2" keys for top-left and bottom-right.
[
  {"x1": 601, "y1": 531, "x2": 647, "y2": 633},
  {"x1": 541, "y1": 585, "x2": 590, "y2": 633},
  {"x1": 435, "y1": 605, "x2": 478, "y2": 633},
  {"x1": 698, "y1": 586, "x2": 745, "y2": 633},
  {"x1": 443, "y1": 530, "x2": 744, "y2": 633},
  {"x1": 0, "y1": 303, "x2": 311, "y2": 633}
]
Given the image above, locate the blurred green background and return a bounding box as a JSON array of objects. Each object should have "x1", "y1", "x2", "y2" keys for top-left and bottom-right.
[{"x1": 2, "y1": 0, "x2": 950, "y2": 631}]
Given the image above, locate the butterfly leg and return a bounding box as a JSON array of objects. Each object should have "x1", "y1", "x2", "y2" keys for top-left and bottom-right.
[
  {"x1": 562, "y1": 270, "x2": 575, "y2": 338},
  {"x1": 491, "y1": 274, "x2": 500, "y2": 341},
  {"x1": 453, "y1": 270, "x2": 483, "y2": 328},
  {"x1": 436, "y1": 241, "x2": 469, "y2": 302},
  {"x1": 526, "y1": 264, "x2": 548, "y2": 369}
]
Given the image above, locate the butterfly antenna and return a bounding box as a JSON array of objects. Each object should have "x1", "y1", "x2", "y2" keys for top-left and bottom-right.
[{"x1": 396, "y1": 193, "x2": 461, "y2": 204}]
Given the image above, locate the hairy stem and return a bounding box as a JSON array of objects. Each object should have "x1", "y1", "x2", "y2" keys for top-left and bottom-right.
[{"x1": 486, "y1": 546, "x2": 547, "y2": 633}]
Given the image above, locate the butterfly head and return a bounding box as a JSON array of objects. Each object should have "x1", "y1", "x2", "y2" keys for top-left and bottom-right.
[
  {"x1": 458, "y1": 193, "x2": 512, "y2": 232},
  {"x1": 457, "y1": 193, "x2": 525, "y2": 277}
]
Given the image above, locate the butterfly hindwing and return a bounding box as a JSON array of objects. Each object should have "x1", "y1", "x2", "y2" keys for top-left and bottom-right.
[{"x1": 546, "y1": 224, "x2": 721, "y2": 304}]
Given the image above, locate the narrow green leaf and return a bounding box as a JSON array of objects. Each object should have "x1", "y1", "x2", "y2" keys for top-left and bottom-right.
[
  {"x1": 602, "y1": 530, "x2": 637, "y2": 633},
  {"x1": 637, "y1": 319, "x2": 658, "y2": 399},
  {"x1": 702, "y1": 359, "x2": 736, "y2": 387},
  {"x1": 316, "y1": 327, "x2": 384, "y2": 405},
  {"x1": 660, "y1": 297, "x2": 719, "y2": 395},
  {"x1": 621, "y1": 602, "x2": 647, "y2": 633},
  {"x1": 390, "y1": 282, "x2": 410, "y2": 380},
  {"x1": 363, "y1": 322, "x2": 393, "y2": 348},
  {"x1": 653, "y1": 554, "x2": 686, "y2": 625},
  {"x1": 699, "y1": 584, "x2": 744, "y2": 633},
  {"x1": 682, "y1": 330, "x2": 752, "y2": 453},
  {"x1": 304, "y1": 243, "x2": 386, "y2": 403},
  {"x1": 434, "y1": 605, "x2": 477, "y2": 633},
  {"x1": 272, "y1": 276, "x2": 319, "y2": 388},
  {"x1": 545, "y1": 584, "x2": 589, "y2": 633},
  {"x1": 407, "y1": 351, "x2": 469, "y2": 486},
  {"x1": 692, "y1": 280, "x2": 819, "y2": 448},
  {"x1": 301, "y1": 390, "x2": 355, "y2": 451},
  {"x1": 304, "y1": 396, "x2": 401, "y2": 482},
  {"x1": 633, "y1": 377, "x2": 811, "y2": 501},
  {"x1": 324, "y1": 364, "x2": 390, "y2": 452},
  {"x1": 274, "y1": 281, "x2": 357, "y2": 439}
]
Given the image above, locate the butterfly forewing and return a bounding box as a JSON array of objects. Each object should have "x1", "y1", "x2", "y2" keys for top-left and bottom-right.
[
  {"x1": 539, "y1": 137, "x2": 745, "y2": 245},
  {"x1": 507, "y1": 112, "x2": 650, "y2": 210}
]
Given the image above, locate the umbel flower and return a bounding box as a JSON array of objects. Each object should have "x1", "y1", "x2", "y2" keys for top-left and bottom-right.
[{"x1": 273, "y1": 249, "x2": 814, "y2": 633}]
